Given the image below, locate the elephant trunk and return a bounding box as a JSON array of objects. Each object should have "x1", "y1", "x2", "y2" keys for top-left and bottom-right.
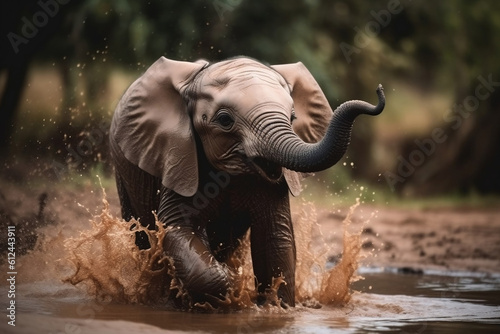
[{"x1": 256, "y1": 85, "x2": 385, "y2": 173}]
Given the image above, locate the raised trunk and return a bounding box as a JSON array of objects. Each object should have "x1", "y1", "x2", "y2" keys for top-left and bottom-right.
[{"x1": 258, "y1": 85, "x2": 385, "y2": 173}]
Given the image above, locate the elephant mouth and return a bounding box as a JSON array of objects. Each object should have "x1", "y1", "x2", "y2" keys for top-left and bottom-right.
[{"x1": 248, "y1": 157, "x2": 283, "y2": 182}]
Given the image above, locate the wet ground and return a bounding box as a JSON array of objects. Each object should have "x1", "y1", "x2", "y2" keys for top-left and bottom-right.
[
  {"x1": 1, "y1": 268, "x2": 499, "y2": 333},
  {"x1": 1, "y1": 177, "x2": 499, "y2": 333}
]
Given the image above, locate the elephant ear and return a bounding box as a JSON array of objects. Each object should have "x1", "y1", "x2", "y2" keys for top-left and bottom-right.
[
  {"x1": 272, "y1": 62, "x2": 333, "y2": 143},
  {"x1": 111, "y1": 57, "x2": 208, "y2": 197},
  {"x1": 272, "y1": 62, "x2": 333, "y2": 196}
]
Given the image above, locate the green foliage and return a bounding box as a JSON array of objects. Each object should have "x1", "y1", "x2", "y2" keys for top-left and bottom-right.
[{"x1": 35, "y1": 0, "x2": 500, "y2": 102}]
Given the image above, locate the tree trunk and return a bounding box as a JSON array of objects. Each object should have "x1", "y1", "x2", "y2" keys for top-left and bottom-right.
[
  {"x1": 0, "y1": 63, "x2": 29, "y2": 153},
  {"x1": 398, "y1": 88, "x2": 500, "y2": 196}
]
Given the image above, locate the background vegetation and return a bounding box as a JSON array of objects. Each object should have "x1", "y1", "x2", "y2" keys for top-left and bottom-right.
[{"x1": 1, "y1": 0, "x2": 499, "y2": 201}]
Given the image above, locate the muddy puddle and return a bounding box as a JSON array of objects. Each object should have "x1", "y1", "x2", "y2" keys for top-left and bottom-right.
[
  {"x1": 1, "y1": 189, "x2": 499, "y2": 333},
  {"x1": 2, "y1": 269, "x2": 499, "y2": 334}
]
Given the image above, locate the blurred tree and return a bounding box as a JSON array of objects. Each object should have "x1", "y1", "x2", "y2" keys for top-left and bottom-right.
[
  {"x1": 1, "y1": 0, "x2": 498, "y2": 195},
  {"x1": 0, "y1": 0, "x2": 79, "y2": 152},
  {"x1": 387, "y1": 0, "x2": 500, "y2": 195}
]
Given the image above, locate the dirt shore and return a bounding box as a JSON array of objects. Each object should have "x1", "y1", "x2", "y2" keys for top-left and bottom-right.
[{"x1": 315, "y1": 203, "x2": 500, "y2": 274}]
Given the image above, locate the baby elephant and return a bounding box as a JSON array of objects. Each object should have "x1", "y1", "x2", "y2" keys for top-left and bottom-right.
[{"x1": 109, "y1": 56, "x2": 385, "y2": 307}]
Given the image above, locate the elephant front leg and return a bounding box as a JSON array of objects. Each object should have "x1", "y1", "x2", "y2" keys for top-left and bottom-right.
[
  {"x1": 250, "y1": 184, "x2": 296, "y2": 307},
  {"x1": 157, "y1": 188, "x2": 232, "y2": 306},
  {"x1": 162, "y1": 225, "x2": 233, "y2": 305}
]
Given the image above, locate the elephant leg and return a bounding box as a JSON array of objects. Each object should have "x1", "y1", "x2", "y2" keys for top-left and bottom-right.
[
  {"x1": 114, "y1": 172, "x2": 146, "y2": 248},
  {"x1": 157, "y1": 188, "x2": 232, "y2": 305},
  {"x1": 114, "y1": 172, "x2": 153, "y2": 249},
  {"x1": 115, "y1": 172, "x2": 134, "y2": 222},
  {"x1": 206, "y1": 211, "x2": 251, "y2": 263},
  {"x1": 110, "y1": 138, "x2": 161, "y2": 249},
  {"x1": 250, "y1": 182, "x2": 296, "y2": 307}
]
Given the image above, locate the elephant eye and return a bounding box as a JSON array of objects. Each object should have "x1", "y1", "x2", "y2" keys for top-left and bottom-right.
[
  {"x1": 213, "y1": 110, "x2": 235, "y2": 130},
  {"x1": 290, "y1": 108, "x2": 297, "y2": 123}
]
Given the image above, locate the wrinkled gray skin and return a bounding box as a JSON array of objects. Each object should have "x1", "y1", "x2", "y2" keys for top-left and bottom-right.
[{"x1": 109, "y1": 56, "x2": 385, "y2": 308}]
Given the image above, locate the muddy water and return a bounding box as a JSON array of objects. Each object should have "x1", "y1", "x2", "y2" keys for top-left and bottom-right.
[
  {"x1": 3, "y1": 270, "x2": 499, "y2": 333},
  {"x1": 1, "y1": 194, "x2": 499, "y2": 333}
]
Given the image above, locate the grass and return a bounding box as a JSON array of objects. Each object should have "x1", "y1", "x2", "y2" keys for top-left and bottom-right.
[
  {"x1": 300, "y1": 164, "x2": 500, "y2": 211},
  {"x1": 45, "y1": 164, "x2": 116, "y2": 194},
  {"x1": 384, "y1": 192, "x2": 500, "y2": 210}
]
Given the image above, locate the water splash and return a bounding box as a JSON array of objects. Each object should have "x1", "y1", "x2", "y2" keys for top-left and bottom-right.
[
  {"x1": 317, "y1": 200, "x2": 363, "y2": 305},
  {"x1": 293, "y1": 198, "x2": 363, "y2": 306},
  {"x1": 62, "y1": 191, "x2": 365, "y2": 310},
  {"x1": 63, "y1": 193, "x2": 170, "y2": 304}
]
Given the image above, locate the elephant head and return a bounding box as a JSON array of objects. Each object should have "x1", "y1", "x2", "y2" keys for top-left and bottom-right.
[{"x1": 111, "y1": 56, "x2": 385, "y2": 196}]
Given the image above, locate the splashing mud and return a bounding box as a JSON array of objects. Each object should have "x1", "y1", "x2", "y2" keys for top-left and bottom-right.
[
  {"x1": 61, "y1": 189, "x2": 364, "y2": 311},
  {"x1": 63, "y1": 193, "x2": 170, "y2": 305},
  {"x1": 293, "y1": 198, "x2": 364, "y2": 306}
]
